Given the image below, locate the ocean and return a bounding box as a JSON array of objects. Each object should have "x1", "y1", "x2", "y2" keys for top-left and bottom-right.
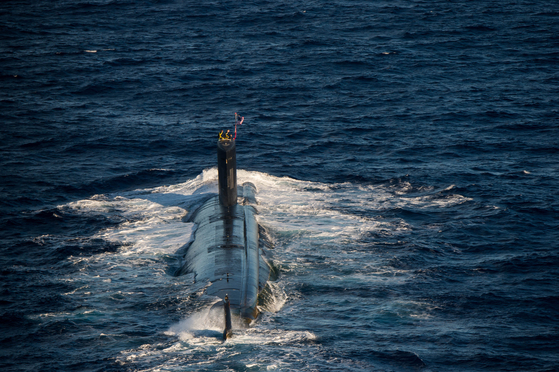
[{"x1": 1, "y1": 0, "x2": 558, "y2": 371}]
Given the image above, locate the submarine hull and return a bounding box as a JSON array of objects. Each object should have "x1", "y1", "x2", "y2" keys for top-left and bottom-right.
[{"x1": 181, "y1": 183, "x2": 271, "y2": 323}]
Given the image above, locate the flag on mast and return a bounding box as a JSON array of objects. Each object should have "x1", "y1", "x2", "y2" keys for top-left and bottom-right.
[{"x1": 234, "y1": 112, "x2": 244, "y2": 140}]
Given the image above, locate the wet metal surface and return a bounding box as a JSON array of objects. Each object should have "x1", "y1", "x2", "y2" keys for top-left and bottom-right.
[{"x1": 181, "y1": 183, "x2": 271, "y2": 321}]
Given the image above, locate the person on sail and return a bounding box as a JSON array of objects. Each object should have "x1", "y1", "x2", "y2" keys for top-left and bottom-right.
[{"x1": 218, "y1": 113, "x2": 245, "y2": 141}]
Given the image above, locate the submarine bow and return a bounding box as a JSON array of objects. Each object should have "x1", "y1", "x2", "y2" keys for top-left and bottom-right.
[{"x1": 179, "y1": 139, "x2": 272, "y2": 338}]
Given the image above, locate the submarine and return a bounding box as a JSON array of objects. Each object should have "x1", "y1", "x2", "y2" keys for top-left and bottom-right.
[{"x1": 178, "y1": 136, "x2": 273, "y2": 339}]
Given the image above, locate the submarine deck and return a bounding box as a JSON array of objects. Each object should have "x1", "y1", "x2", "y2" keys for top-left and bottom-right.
[{"x1": 182, "y1": 183, "x2": 270, "y2": 321}]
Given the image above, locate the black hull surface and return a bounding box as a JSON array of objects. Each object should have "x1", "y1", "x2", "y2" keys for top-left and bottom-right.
[{"x1": 180, "y1": 183, "x2": 272, "y2": 324}]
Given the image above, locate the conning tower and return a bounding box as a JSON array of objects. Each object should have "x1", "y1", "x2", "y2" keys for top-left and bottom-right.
[{"x1": 217, "y1": 139, "x2": 237, "y2": 207}]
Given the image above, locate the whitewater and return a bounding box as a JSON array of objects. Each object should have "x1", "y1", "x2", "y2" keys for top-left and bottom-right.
[{"x1": 24, "y1": 169, "x2": 467, "y2": 371}]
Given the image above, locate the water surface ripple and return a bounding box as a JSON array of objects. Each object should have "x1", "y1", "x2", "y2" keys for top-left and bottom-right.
[{"x1": 1, "y1": 1, "x2": 558, "y2": 371}]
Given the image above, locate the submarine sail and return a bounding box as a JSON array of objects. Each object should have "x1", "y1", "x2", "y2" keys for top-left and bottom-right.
[{"x1": 179, "y1": 138, "x2": 272, "y2": 339}]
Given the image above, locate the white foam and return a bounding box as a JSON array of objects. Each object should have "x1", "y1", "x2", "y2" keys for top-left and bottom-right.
[
  {"x1": 56, "y1": 169, "x2": 470, "y2": 371},
  {"x1": 165, "y1": 305, "x2": 225, "y2": 343},
  {"x1": 260, "y1": 282, "x2": 288, "y2": 313}
]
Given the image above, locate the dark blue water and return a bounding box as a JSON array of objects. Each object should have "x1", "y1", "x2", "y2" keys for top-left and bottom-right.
[{"x1": 1, "y1": 0, "x2": 558, "y2": 371}]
